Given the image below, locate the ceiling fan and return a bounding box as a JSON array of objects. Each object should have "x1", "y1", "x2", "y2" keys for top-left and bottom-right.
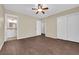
[{"x1": 32, "y1": 4, "x2": 48, "y2": 14}]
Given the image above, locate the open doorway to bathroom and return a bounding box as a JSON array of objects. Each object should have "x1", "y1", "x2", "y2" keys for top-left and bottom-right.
[{"x1": 5, "y1": 14, "x2": 18, "y2": 41}]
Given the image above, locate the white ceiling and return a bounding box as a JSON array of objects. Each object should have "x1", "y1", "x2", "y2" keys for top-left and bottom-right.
[{"x1": 4, "y1": 4, "x2": 79, "y2": 18}]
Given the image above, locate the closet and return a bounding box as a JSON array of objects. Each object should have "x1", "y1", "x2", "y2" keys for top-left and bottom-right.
[{"x1": 57, "y1": 12, "x2": 79, "y2": 42}]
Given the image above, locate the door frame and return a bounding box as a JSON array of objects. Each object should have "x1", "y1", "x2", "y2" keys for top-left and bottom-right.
[
  {"x1": 4, "y1": 14, "x2": 18, "y2": 41},
  {"x1": 36, "y1": 19, "x2": 42, "y2": 35}
]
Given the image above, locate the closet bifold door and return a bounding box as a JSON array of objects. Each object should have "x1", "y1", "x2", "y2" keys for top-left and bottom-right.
[
  {"x1": 57, "y1": 13, "x2": 79, "y2": 42},
  {"x1": 67, "y1": 13, "x2": 79, "y2": 42},
  {"x1": 57, "y1": 15, "x2": 68, "y2": 40}
]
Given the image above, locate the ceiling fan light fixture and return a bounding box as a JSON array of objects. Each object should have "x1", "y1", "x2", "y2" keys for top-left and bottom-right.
[
  {"x1": 32, "y1": 4, "x2": 48, "y2": 14},
  {"x1": 38, "y1": 9, "x2": 42, "y2": 12}
]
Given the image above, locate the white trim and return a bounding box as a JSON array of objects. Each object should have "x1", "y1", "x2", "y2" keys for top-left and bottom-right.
[
  {"x1": 5, "y1": 14, "x2": 18, "y2": 18},
  {"x1": 0, "y1": 42, "x2": 4, "y2": 51},
  {"x1": 4, "y1": 14, "x2": 18, "y2": 41},
  {"x1": 45, "y1": 35, "x2": 57, "y2": 39},
  {"x1": 17, "y1": 35, "x2": 37, "y2": 40},
  {"x1": 45, "y1": 36, "x2": 79, "y2": 43},
  {"x1": 17, "y1": 15, "x2": 19, "y2": 40},
  {"x1": 36, "y1": 19, "x2": 42, "y2": 35}
]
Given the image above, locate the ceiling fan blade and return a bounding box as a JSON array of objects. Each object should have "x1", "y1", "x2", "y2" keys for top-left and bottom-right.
[
  {"x1": 42, "y1": 7, "x2": 48, "y2": 10},
  {"x1": 36, "y1": 11, "x2": 39, "y2": 14},
  {"x1": 32, "y1": 8, "x2": 37, "y2": 10},
  {"x1": 42, "y1": 11, "x2": 45, "y2": 14}
]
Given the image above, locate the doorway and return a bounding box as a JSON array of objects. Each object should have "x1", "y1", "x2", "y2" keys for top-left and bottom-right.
[
  {"x1": 36, "y1": 19, "x2": 41, "y2": 35},
  {"x1": 41, "y1": 19, "x2": 45, "y2": 35},
  {"x1": 36, "y1": 19, "x2": 45, "y2": 36},
  {"x1": 5, "y1": 14, "x2": 18, "y2": 41}
]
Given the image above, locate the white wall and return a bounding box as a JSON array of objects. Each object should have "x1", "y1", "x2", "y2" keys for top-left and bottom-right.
[
  {"x1": 5, "y1": 9, "x2": 37, "y2": 39},
  {"x1": 0, "y1": 5, "x2": 5, "y2": 50},
  {"x1": 44, "y1": 17, "x2": 57, "y2": 38}
]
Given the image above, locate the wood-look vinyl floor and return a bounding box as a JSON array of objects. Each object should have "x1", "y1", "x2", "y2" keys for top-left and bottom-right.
[{"x1": 0, "y1": 35, "x2": 79, "y2": 55}]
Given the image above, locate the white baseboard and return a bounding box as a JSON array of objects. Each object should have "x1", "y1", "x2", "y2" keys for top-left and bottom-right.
[
  {"x1": 45, "y1": 35, "x2": 57, "y2": 38},
  {"x1": 0, "y1": 42, "x2": 4, "y2": 51},
  {"x1": 17, "y1": 35, "x2": 38, "y2": 40},
  {"x1": 47, "y1": 36, "x2": 79, "y2": 43}
]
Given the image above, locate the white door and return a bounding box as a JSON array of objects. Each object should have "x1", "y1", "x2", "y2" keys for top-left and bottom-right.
[
  {"x1": 67, "y1": 14, "x2": 79, "y2": 42},
  {"x1": 57, "y1": 16, "x2": 68, "y2": 40},
  {"x1": 5, "y1": 14, "x2": 18, "y2": 41},
  {"x1": 57, "y1": 13, "x2": 79, "y2": 42},
  {"x1": 36, "y1": 19, "x2": 42, "y2": 35}
]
